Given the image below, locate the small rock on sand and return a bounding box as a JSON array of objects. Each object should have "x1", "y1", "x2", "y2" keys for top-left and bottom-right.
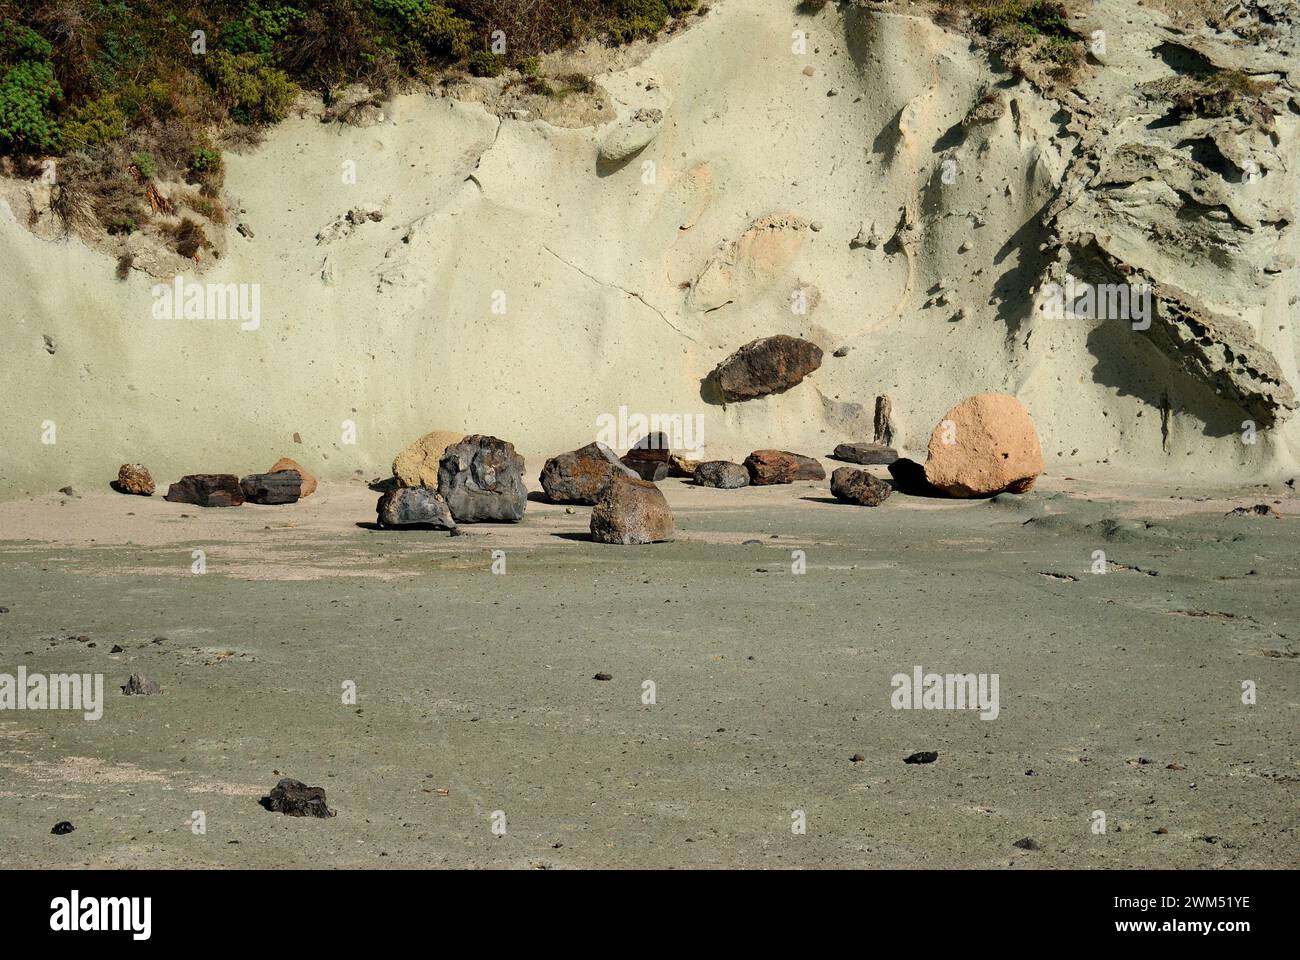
[
  {"x1": 744, "y1": 450, "x2": 799, "y2": 485},
  {"x1": 260, "y1": 778, "x2": 336, "y2": 818},
  {"x1": 115, "y1": 463, "x2": 155, "y2": 496},
  {"x1": 695, "y1": 461, "x2": 750, "y2": 488},
  {"x1": 164, "y1": 474, "x2": 245, "y2": 508},
  {"x1": 51, "y1": 821, "x2": 74, "y2": 835},
  {"x1": 121, "y1": 674, "x2": 162, "y2": 696},
  {"x1": 831, "y1": 466, "x2": 892, "y2": 506},
  {"x1": 376, "y1": 486, "x2": 456, "y2": 529},
  {"x1": 590, "y1": 476, "x2": 674, "y2": 544},
  {"x1": 832, "y1": 442, "x2": 899, "y2": 465},
  {"x1": 240, "y1": 471, "x2": 301, "y2": 505},
  {"x1": 903, "y1": 751, "x2": 938, "y2": 764}
]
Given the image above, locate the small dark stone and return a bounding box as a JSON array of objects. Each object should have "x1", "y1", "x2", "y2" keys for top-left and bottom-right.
[
  {"x1": 121, "y1": 673, "x2": 162, "y2": 696},
  {"x1": 164, "y1": 474, "x2": 245, "y2": 507},
  {"x1": 832, "y1": 442, "x2": 899, "y2": 465},
  {"x1": 903, "y1": 751, "x2": 938, "y2": 764},
  {"x1": 51, "y1": 821, "x2": 74, "y2": 835},
  {"x1": 850, "y1": 753, "x2": 865, "y2": 763},
  {"x1": 831, "y1": 466, "x2": 892, "y2": 506},
  {"x1": 695, "y1": 461, "x2": 749, "y2": 489},
  {"x1": 376, "y1": 486, "x2": 456, "y2": 529},
  {"x1": 260, "y1": 778, "x2": 336, "y2": 818},
  {"x1": 593, "y1": 672, "x2": 613, "y2": 681},
  {"x1": 239, "y1": 471, "x2": 301, "y2": 505},
  {"x1": 1012, "y1": 837, "x2": 1041, "y2": 851},
  {"x1": 110, "y1": 644, "x2": 124, "y2": 653}
]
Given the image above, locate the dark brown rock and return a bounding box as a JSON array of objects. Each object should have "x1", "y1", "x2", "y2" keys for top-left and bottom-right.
[
  {"x1": 831, "y1": 466, "x2": 892, "y2": 506},
  {"x1": 590, "y1": 477, "x2": 674, "y2": 544},
  {"x1": 789, "y1": 453, "x2": 825, "y2": 480},
  {"x1": 833, "y1": 442, "x2": 899, "y2": 465},
  {"x1": 164, "y1": 474, "x2": 244, "y2": 507},
  {"x1": 707, "y1": 335, "x2": 823, "y2": 401},
  {"x1": 240, "y1": 471, "x2": 301, "y2": 505},
  {"x1": 540, "y1": 442, "x2": 637, "y2": 504},
  {"x1": 260, "y1": 778, "x2": 336, "y2": 818},
  {"x1": 744, "y1": 450, "x2": 799, "y2": 485}
]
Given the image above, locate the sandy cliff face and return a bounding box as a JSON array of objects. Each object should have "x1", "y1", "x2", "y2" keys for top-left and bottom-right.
[{"x1": 1, "y1": 0, "x2": 1297, "y2": 496}]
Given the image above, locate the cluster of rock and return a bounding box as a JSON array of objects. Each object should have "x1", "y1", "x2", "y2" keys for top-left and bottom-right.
[
  {"x1": 115, "y1": 457, "x2": 316, "y2": 507},
  {"x1": 378, "y1": 433, "x2": 527, "y2": 530},
  {"x1": 539, "y1": 439, "x2": 674, "y2": 543}
]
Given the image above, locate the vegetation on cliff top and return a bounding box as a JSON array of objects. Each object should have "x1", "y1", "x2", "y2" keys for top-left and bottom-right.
[{"x1": 0, "y1": 0, "x2": 699, "y2": 251}]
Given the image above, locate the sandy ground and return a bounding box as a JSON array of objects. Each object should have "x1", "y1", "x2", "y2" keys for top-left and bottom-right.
[{"x1": 0, "y1": 470, "x2": 1296, "y2": 868}]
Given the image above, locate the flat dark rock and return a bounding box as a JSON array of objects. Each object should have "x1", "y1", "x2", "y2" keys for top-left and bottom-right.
[
  {"x1": 832, "y1": 442, "x2": 899, "y2": 465},
  {"x1": 240, "y1": 470, "x2": 301, "y2": 505},
  {"x1": 164, "y1": 474, "x2": 245, "y2": 507},
  {"x1": 51, "y1": 821, "x2": 74, "y2": 835},
  {"x1": 260, "y1": 778, "x2": 336, "y2": 818},
  {"x1": 903, "y1": 751, "x2": 938, "y2": 764},
  {"x1": 376, "y1": 486, "x2": 456, "y2": 529},
  {"x1": 1013, "y1": 837, "x2": 1042, "y2": 851}
]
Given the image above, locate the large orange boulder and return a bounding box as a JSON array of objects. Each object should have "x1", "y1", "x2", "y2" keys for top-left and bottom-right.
[{"x1": 923, "y1": 394, "x2": 1043, "y2": 497}]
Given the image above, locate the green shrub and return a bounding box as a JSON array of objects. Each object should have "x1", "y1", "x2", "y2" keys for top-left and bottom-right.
[
  {"x1": 467, "y1": 50, "x2": 504, "y2": 78},
  {"x1": 133, "y1": 151, "x2": 156, "y2": 179},
  {"x1": 413, "y1": 3, "x2": 476, "y2": 60},
  {"x1": 206, "y1": 50, "x2": 299, "y2": 124},
  {"x1": 61, "y1": 94, "x2": 128, "y2": 150},
  {"x1": 517, "y1": 55, "x2": 541, "y2": 78},
  {"x1": 0, "y1": 60, "x2": 62, "y2": 153},
  {"x1": 189, "y1": 145, "x2": 221, "y2": 174},
  {"x1": 222, "y1": 3, "x2": 307, "y2": 55},
  {"x1": 607, "y1": 0, "x2": 697, "y2": 45}
]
